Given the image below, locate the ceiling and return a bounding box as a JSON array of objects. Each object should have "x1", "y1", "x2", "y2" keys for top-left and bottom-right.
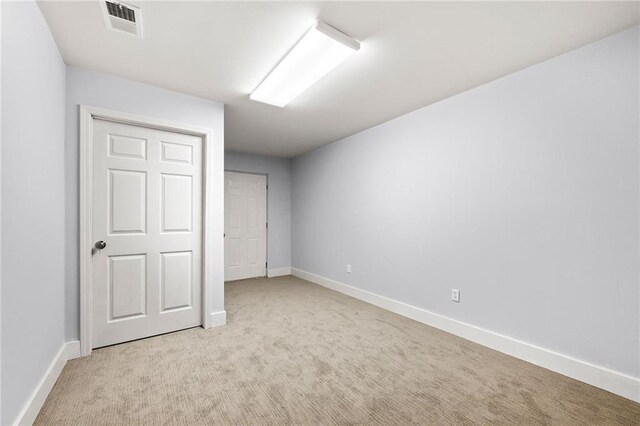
[{"x1": 39, "y1": 1, "x2": 639, "y2": 158}]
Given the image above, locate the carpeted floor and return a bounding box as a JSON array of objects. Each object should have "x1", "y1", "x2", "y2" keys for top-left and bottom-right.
[{"x1": 36, "y1": 276, "x2": 639, "y2": 425}]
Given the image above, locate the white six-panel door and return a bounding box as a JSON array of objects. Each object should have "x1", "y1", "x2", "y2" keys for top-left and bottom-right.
[
  {"x1": 92, "y1": 119, "x2": 202, "y2": 348},
  {"x1": 224, "y1": 172, "x2": 267, "y2": 281}
]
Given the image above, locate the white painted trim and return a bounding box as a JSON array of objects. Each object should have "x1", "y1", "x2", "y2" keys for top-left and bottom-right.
[
  {"x1": 65, "y1": 341, "x2": 81, "y2": 360},
  {"x1": 13, "y1": 344, "x2": 67, "y2": 426},
  {"x1": 209, "y1": 310, "x2": 227, "y2": 327},
  {"x1": 267, "y1": 267, "x2": 291, "y2": 277},
  {"x1": 291, "y1": 268, "x2": 640, "y2": 403},
  {"x1": 80, "y1": 105, "x2": 218, "y2": 356},
  {"x1": 13, "y1": 341, "x2": 83, "y2": 425}
]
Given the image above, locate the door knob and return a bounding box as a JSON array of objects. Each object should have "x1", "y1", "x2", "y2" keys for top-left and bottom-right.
[{"x1": 95, "y1": 240, "x2": 107, "y2": 250}]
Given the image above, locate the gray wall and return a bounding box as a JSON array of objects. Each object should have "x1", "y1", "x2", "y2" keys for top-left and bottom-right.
[
  {"x1": 292, "y1": 27, "x2": 640, "y2": 378},
  {"x1": 225, "y1": 151, "x2": 291, "y2": 271},
  {"x1": 65, "y1": 66, "x2": 225, "y2": 341},
  {"x1": 1, "y1": 2, "x2": 67, "y2": 423}
]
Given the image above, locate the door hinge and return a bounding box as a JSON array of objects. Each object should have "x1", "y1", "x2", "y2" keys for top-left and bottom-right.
[
  {"x1": 266, "y1": 184, "x2": 269, "y2": 190},
  {"x1": 266, "y1": 222, "x2": 268, "y2": 229}
]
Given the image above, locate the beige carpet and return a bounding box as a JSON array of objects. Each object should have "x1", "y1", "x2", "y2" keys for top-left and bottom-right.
[{"x1": 36, "y1": 276, "x2": 639, "y2": 425}]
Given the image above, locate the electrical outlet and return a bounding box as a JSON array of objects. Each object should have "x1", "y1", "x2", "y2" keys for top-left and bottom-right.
[
  {"x1": 451, "y1": 289, "x2": 460, "y2": 303},
  {"x1": 346, "y1": 264, "x2": 352, "y2": 274}
]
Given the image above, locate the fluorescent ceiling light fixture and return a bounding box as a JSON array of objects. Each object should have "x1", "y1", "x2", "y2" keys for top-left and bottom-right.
[{"x1": 250, "y1": 21, "x2": 360, "y2": 107}]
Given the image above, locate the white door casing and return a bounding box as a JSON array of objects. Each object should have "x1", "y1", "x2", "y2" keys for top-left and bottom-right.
[
  {"x1": 224, "y1": 172, "x2": 267, "y2": 281},
  {"x1": 91, "y1": 119, "x2": 203, "y2": 348}
]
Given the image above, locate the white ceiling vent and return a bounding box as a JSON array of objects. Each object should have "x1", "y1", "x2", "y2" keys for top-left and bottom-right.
[{"x1": 100, "y1": 1, "x2": 142, "y2": 38}]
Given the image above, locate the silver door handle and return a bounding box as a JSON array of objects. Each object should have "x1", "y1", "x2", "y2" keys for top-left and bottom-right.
[{"x1": 95, "y1": 240, "x2": 107, "y2": 250}]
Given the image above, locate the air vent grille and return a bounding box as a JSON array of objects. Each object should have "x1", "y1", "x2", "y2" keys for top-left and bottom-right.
[
  {"x1": 106, "y1": 1, "x2": 136, "y2": 23},
  {"x1": 100, "y1": 1, "x2": 142, "y2": 38}
]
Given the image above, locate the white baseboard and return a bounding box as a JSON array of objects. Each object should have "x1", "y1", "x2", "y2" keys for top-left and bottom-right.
[
  {"x1": 13, "y1": 343, "x2": 69, "y2": 425},
  {"x1": 267, "y1": 267, "x2": 291, "y2": 277},
  {"x1": 209, "y1": 310, "x2": 227, "y2": 327},
  {"x1": 65, "y1": 340, "x2": 81, "y2": 360},
  {"x1": 291, "y1": 268, "x2": 640, "y2": 403}
]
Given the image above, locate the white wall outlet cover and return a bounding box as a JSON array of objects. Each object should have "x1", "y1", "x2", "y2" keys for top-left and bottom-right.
[
  {"x1": 346, "y1": 264, "x2": 352, "y2": 274},
  {"x1": 451, "y1": 289, "x2": 460, "y2": 303}
]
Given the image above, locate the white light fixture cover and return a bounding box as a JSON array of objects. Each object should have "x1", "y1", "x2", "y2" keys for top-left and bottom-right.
[{"x1": 250, "y1": 21, "x2": 360, "y2": 107}]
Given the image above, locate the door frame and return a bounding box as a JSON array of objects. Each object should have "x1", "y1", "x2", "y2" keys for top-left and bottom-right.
[
  {"x1": 79, "y1": 105, "x2": 216, "y2": 357},
  {"x1": 223, "y1": 170, "x2": 269, "y2": 279}
]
